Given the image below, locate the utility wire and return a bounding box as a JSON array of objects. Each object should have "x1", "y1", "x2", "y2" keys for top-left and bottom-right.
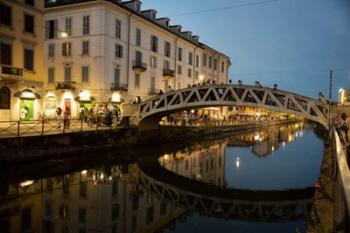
[{"x1": 168, "y1": 0, "x2": 280, "y2": 17}]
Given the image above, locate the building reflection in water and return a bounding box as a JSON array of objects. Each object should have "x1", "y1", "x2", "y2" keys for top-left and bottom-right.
[
  {"x1": 159, "y1": 122, "x2": 305, "y2": 186},
  {"x1": 0, "y1": 164, "x2": 185, "y2": 233}
]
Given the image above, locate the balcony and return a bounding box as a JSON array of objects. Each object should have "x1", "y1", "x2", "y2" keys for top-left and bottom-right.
[
  {"x1": 132, "y1": 61, "x2": 147, "y2": 73},
  {"x1": 56, "y1": 81, "x2": 76, "y2": 90},
  {"x1": 148, "y1": 88, "x2": 161, "y2": 95},
  {"x1": 163, "y1": 69, "x2": 175, "y2": 80},
  {"x1": 111, "y1": 83, "x2": 128, "y2": 92},
  {"x1": 0, "y1": 64, "x2": 23, "y2": 80}
]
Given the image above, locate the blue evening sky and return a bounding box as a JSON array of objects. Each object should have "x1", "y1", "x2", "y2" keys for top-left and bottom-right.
[{"x1": 142, "y1": 0, "x2": 350, "y2": 99}]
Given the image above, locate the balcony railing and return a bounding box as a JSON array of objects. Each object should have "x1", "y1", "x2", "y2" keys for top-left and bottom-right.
[
  {"x1": 163, "y1": 69, "x2": 175, "y2": 79},
  {"x1": 0, "y1": 64, "x2": 23, "y2": 79},
  {"x1": 132, "y1": 61, "x2": 147, "y2": 72},
  {"x1": 56, "y1": 81, "x2": 76, "y2": 90},
  {"x1": 148, "y1": 88, "x2": 161, "y2": 95},
  {"x1": 111, "y1": 83, "x2": 128, "y2": 92}
]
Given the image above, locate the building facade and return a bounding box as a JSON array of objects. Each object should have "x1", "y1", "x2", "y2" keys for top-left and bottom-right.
[
  {"x1": 43, "y1": 0, "x2": 231, "y2": 118},
  {"x1": 0, "y1": 0, "x2": 45, "y2": 121}
]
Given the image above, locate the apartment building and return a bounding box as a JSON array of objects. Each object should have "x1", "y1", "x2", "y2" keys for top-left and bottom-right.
[
  {"x1": 43, "y1": 0, "x2": 231, "y2": 118},
  {"x1": 0, "y1": 0, "x2": 45, "y2": 121}
]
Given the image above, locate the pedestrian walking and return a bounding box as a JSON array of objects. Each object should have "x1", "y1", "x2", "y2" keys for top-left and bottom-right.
[
  {"x1": 64, "y1": 107, "x2": 70, "y2": 129},
  {"x1": 56, "y1": 107, "x2": 62, "y2": 129}
]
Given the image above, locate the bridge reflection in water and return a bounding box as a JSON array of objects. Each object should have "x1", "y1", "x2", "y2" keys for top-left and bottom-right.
[{"x1": 0, "y1": 123, "x2": 324, "y2": 233}]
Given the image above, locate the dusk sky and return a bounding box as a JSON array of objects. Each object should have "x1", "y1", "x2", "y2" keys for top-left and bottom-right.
[{"x1": 143, "y1": 0, "x2": 350, "y2": 100}]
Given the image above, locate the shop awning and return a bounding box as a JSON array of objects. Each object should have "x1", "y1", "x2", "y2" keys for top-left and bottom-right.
[{"x1": 14, "y1": 89, "x2": 41, "y2": 99}]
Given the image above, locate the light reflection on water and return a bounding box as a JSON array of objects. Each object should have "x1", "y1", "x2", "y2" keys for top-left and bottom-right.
[
  {"x1": 0, "y1": 122, "x2": 324, "y2": 233},
  {"x1": 160, "y1": 122, "x2": 324, "y2": 191}
]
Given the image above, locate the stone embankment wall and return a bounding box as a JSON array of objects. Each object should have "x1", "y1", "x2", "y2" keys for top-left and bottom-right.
[{"x1": 0, "y1": 120, "x2": 300, "y2": 163}]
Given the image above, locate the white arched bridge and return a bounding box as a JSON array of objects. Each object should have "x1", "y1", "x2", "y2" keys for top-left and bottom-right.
[{"x1": 133, "y1": 84, "x2": 329, "y2": 131}]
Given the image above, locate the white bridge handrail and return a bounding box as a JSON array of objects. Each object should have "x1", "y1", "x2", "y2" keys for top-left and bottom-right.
[{"x1": 334, "y1": 127, "x2": 350, "y2": 218}]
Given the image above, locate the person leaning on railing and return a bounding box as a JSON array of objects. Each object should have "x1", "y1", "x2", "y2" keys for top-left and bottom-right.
[{"x1": 335, "y1": 112, "x2": 350, "y2": 144}]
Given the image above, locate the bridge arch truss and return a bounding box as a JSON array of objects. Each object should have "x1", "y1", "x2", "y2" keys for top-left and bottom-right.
[{"x1": 138, "y1": 84, "x2": 329, "y2": 131}]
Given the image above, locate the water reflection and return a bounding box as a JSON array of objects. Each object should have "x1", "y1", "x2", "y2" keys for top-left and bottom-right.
[
  {"x1": 159, "y1": 122, "x2": 324, "y2": 190},
  {"x1": 0, "y1": 122, "x2": 324, "y2": 233},
  {"x1": 0, "y1": 164, "x2": 186, "y2": 233}
]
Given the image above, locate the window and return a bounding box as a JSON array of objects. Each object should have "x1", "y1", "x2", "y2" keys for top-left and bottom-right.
[
  {"x1": 134, "y1": 73, "x2": 140, "y2": 89},
  {"x1": 59, "y1": 205, "x2": 68, "y2": 219},
  {"x1": 214, "y1": 59, "x2": 217, "y2": 71},
  {"x1": 136, "y1": 28, "x2": 141, "y2": 47},
  {"x1": 79, "y1": 208, "x2": 86, "y2": 224},
  {"x1": 24, "y1": 48, "x2": 34, "y2": 71},
  {"x1": 24, "y1": 14, "x2": 34, "y2": 33},
  {"x1": 0, "y1": 4, "x2": 12, "y2": 26},
  {"x1": 196, "y1": 55, "x2": 199, "y2": 67},
  {"x1": 45, "y1": 201, "x2": 52, "y2": 217},
  {"x1": 177, "y1": 65, "x2": 182, "y2": 75},
  {"x1": 164, "y1": 41, "x2": 171, "y2": 57},
  {"x1": 82, "y1": 41, "x2": 89, "y2": 55},
  {"x1": 150, "y1": 76, "x2": 155, "y2": 91},
  {"x1": 64, "y1": 66, "x2": 71, "y2": 82},
  {"x1": 178, "y1": 47, "x2": 182, "y2": 61},
  {"x1": 115, "y1": 19, "x2": 121, "y2": 38},
  {"x1": 0, "y1": 42, "x2": 12, "y2": 65},
  {"x1": 188, "y1": 68, "x2": 192, "y2": 78},
  {"x1": 80, "y1": 182, "x2": 86, "y2": 198},
  {"x1": 21, "y1": 207, "x2": 32, "y2": 231},
  {"x1": 221, "y1": 61, "x2": 225, "y2": 73},
  {"x1": 132, "y1": 216, "x2": 137, "y2": 232},
  {"x1": 65, "y1": 18, "x2": 72, "y2": 36},
  {"x1": 112, "y1": 224, "x2": 117, "y2": 233},
  {"x1": 135, "y1": 51, "x2": 142, "y2": 63},
  {"x1": 25, "y1": 0, "x2": 34, "y2": 6},
  {"x1": 48, "y1": 68, "x2": 55, "y2": 83},
  {"x1": 209, "y1": 56, "x2": 212, "y2": 68},
  {"x1": 203, "y1": 53, "x2": 207, "y2": 67},
  {"x1": 45, "y1": 20, "x2": 58, "y2": 39},
  {"x1": 82, "y1": 66, "x2": 89, "y2": 82},
  {"x1": 163, "y1": 60, "x2": 170, "y2": 70},
  {"x1": 146, "y1": 206, "x2": 154, "y2": 224},
  {"x1": 151, "y1": 35, "x2": 158, "y2": 53},
  {"x1": 132, "y1": 195, "x2": 139, "y2": 210},
  {"x1": 112, "y1": 179, "x2": 118, "y2": 196},
  {"x1": 189, "y1": 52, "x2": 193, "y2": 65},
  {"x1": 160, "y1": 203, "x2": 167, "y2": 215},
  {"x1": 112, "y1": 204, "x2": 119, "y2": 221},
  {"x1": 0, "y1": 87, "x2": 10, "y2": 109},
  {"x1": 115, "y1": 44, "x2": 123, "y2": 58},
  {"x1": 114, "y1": 68, "x2": 120, "y2": 85},
  {"x1": 48, "y1": 44, "x2": 55, "y2": 58},
  {"x1": 62, "y1": 42, "x2": 71, "y2": 56},
  {"x1": 82, "y1": 15, "x2": 90, "y2": 35},
  {"x1": 150, "y1": 56, "x2": 157, "y2": 68},
  {"x1": 195, "y1": 71, "x2": 199, "y2": 80}
]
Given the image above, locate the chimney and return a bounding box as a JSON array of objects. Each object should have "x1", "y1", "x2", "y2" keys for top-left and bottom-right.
[
  {"x1": 156, "y1": 17, "x2": 170, "y2": 28},
  {"x1": 123, "y1": 0, "x2": 142, "y2": 12},
  {"x1": 141, "y1": 9, "x2": 157, "y2": 20},
  {"x1": 170, "y1": 25, "x2": 182, "y2": 34}
]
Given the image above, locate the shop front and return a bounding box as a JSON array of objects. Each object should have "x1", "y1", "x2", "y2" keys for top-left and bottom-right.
[{"x1": 14, "y1": 89, "x2": 41, "y2": 122}]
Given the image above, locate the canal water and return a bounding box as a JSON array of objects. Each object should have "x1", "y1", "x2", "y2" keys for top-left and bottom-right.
[{"x1": 0, "y1": 122, "x2": 324, "y2": 233}]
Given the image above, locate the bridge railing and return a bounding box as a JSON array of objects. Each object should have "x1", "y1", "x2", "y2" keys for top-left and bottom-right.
[{"x1": 332, "y1": 127, "x2": 350, "y2": 232}]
